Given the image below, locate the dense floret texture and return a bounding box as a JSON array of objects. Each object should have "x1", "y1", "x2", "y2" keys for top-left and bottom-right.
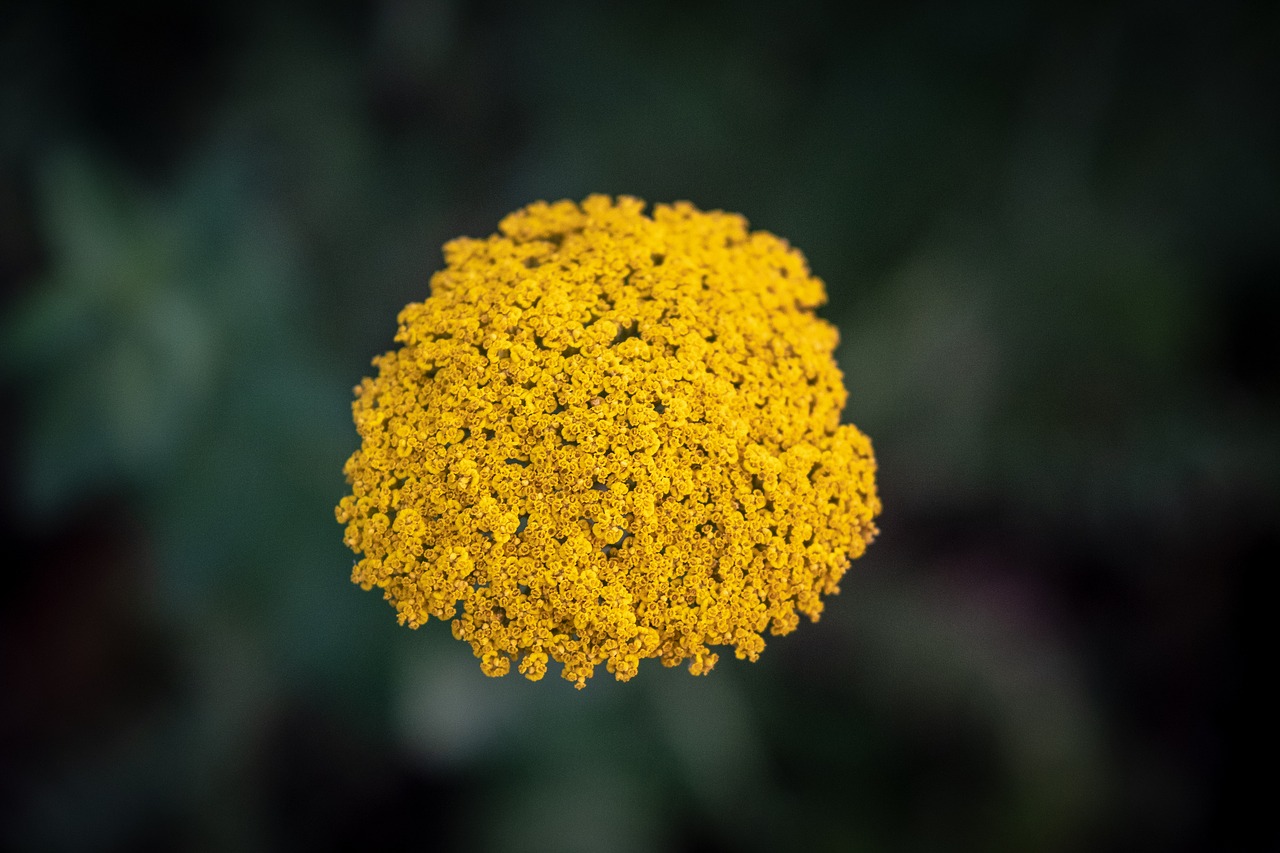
[{"x1": 336, "y1": 195, "x2": 880, "y2": 687}]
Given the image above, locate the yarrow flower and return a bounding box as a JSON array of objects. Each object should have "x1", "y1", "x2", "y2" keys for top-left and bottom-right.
[{"x1": 336, "y1": 196, "x2": 880, "y2": 688}]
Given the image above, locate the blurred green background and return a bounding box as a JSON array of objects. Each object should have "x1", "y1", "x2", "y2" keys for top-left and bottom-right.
[{"x1": 1, "y1": 1, "x2": 1275, "y2": 850}]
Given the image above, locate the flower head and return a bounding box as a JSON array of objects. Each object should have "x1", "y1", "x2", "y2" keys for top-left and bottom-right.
[{"x1": 336, "y1": 195, "x2": 880, "y2": 688}]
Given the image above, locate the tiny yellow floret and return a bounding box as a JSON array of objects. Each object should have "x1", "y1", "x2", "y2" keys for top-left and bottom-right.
[{"x1": 336, "y1": 196, "x2": 880, "y2": 688}]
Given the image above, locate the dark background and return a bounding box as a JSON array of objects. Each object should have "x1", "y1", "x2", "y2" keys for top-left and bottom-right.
[{"x1": 1, "y1": 1, "x2": 1275, "y2": 850}]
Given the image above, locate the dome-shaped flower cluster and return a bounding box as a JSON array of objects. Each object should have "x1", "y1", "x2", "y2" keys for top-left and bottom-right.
[{"x1": 336, "y1": 196, "x2": 880, "y2": 687}]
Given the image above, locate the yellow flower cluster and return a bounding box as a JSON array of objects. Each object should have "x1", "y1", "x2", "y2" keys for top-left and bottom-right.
[{"x1": 336, "y1": 196, "x2": 880, "y2": 688}]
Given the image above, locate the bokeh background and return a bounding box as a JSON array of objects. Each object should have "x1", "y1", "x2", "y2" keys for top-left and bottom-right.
[{"x1": 2, "y1": 1, "x2": 1275, "y2": 850}]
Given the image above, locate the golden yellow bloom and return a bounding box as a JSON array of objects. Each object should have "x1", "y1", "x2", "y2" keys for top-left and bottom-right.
[{"x1": 336, "y1": 195, "x2": 880, "y2": 688}]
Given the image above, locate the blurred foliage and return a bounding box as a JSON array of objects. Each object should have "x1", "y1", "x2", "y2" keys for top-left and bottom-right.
[{"x1": 1, "y1": 1, "x2": 1276, "y2": 851}]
